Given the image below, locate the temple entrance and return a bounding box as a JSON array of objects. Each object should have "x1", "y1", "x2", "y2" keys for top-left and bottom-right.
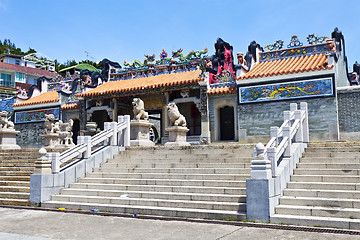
[
  {"x1": 71, "y1": 119, "x2": 80, "y2": 144},
  {"x1": 220, "y1": 106, "x2": 235, "y2": 140},
  {"x1": 91, "y1": 110, "x2": 111, "y2": 130}
]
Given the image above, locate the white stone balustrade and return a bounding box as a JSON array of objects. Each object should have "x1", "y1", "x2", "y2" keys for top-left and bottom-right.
[{"x1": 247, "y1": 102, "x2": 309, "y2": 222}]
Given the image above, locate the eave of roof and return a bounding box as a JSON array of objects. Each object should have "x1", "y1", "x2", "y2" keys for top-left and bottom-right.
[
  {"x1": 238, "y1": 53, "x2": 333, "y2": 80},
  {"x1": 77, "y1": 69, "x2": 203, "y2": 98},
  {"x1": 208, "y1": 85, "x2": 237, "y2": 95},
  {"x1": 0, "y1": 62, "x2": 58, "y2": 77},
  {"x1": 12, "y1": 91, "x2": 59, "y2": 107},
  {"x1": 62, "y1": 103, "x2": 79, "y2": 110}
]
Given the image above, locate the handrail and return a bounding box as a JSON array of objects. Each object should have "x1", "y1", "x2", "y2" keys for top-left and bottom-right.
[
  {"x1": 48, "y1": 115, "x2": 131, "y2": 173},
  {"x1": 251, "y1": 102, "x2": 309, "y2": 179}
]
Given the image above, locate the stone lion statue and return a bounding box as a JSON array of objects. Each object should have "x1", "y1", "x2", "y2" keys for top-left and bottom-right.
[
  {"x1": 44, "y1": 114, "x2": 60, "y2": 134},
  {"x1": 0, "y1": 111, "x2": 14, "y2": 129},
  {"x1": 132, "y1": 98, "x2": 149, "y2": 120},
  {"x1": 166, "y1": 102, "x2": 187, "y2": 127},
  {"x1": 59, "y1": 119, "x2": 74, "y2": 145}
]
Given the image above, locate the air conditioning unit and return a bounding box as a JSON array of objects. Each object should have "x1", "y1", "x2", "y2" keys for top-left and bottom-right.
[{"x1": 47, "y1": 65, "x2": 55, "y2": 72}]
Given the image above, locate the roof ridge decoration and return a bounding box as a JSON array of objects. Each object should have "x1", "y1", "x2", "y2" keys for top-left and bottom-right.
[
  {"x1": 123, "y1": 54, "x2": 155, "y2": 68},
  {"x1": 112, "y1": 48, "x2": 207, "y2": 81},
  {"x1": 287, "y1": 35, "x2": 303, "y2": 48},
  {"x1": 307, "y1": 34, "x2": 327, "y2": 45},
  {"x1": 265, "y1": 40, "x2": 284, "y2": 51}
]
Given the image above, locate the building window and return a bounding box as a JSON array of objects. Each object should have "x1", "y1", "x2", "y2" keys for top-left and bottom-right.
[
  {"x1": 0, "y1": 73, "x2": 14, "y2": 87},
  {"x1": 15, "y1": 72, "x2": 25, "y2": 83},
  {"x1": 15, "y1": 60, "x2": 20, "y2": 65}
]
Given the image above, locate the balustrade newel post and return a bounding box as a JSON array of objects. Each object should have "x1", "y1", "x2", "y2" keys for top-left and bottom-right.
[
  {"x1": 294, "y1": 110, "x2": 303, "y2": 142},
  {"x1": 300, "y1": 102, "x2": 309, "y2": 143},
  {"x1": 250, "y1": 143, "x2": 272, "y2": 179}
]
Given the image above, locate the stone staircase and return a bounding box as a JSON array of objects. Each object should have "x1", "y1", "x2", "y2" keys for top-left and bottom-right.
[
  {"x1": 271, "y1": 142, "x2": 360, "y2": 229},
  {"x1": 0, "y1": 149, "x2": 39, "y2": 206},
  {"x1": 42, "y1": 144, "x2": 254, "y2": 220}
]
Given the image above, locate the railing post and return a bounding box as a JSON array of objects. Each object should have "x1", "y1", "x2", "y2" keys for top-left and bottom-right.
[
  {"x1": 47, "y1": 152, "x2": 60, "y2": 173},
  {"x1": 290, "y1": 103, "x2": 297, "y2": 111},
  {"x1": 294, "y1": 110, "x2": 303, "y2": 143},
  {"x1": 268, "y1": 147, "x2": 277, "y2": 177},
  {"x1": 118, "y1": 116, "x2": 124, "y2": 146},
  {"x1": 124, "y1": 115, "x2": 130, "y2": 147},
  {"x1": 34, "y1": 148, "x2": 52, "y2": 174},
  {"x1": 251, "y1": 143, "x2": 272, "y2": 179},
  {"x1": 110, "y1": 122, "x2": 117, "y2": 146},
  {"x1": 300, "y1": 102, "x2": 309, "y2": 143},
  {"x1": 270, "y1": 126, "x2": 279, "y2": 147},
  {"x1": 77, "y1": 136, "x2": 84, "y2": 158},
  {"x1": 83, "y1": 136, "x2": 91, "y2": 159},
  {"x1": 283, "y1": 126, "x2": 291, "y2": 157},
  {"x1": 283, "y1": 110, "x2": 291, "y2": 126}
]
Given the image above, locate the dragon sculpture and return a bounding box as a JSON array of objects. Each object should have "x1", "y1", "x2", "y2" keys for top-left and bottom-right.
[
  {"x1": 172, "y1": 48, "x2": 208, "y2": 62},
  {"x1": 124, "y1": 54, "x2": 155, "y2": 68}
]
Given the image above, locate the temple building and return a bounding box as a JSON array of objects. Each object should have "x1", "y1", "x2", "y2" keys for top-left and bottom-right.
[{"x1": 11, "y1": 28, "x2": 358, "y2": 147}]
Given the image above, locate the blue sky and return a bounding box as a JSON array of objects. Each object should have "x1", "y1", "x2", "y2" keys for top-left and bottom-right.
[{"x1": 0, "y1": 0, "x2": 358, "y2": 70}]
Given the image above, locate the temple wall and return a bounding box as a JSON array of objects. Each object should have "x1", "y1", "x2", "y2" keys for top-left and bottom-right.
[
  {"x1": 15, "y1": 122, "x2": 45, "y2": 148},
  {"x1": 337, "y1": 86, "x2": 360, "y2": 140},
  {"x1": 237, "y1": 97, "x2": 339, "y2": 143}
]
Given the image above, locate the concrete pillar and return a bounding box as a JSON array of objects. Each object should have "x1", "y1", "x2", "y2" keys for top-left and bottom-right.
[
  {"x1": 34, "y1": 148, "x2": 52, "y2": 175},
  {"x1": 112, "y1": 98, "x2": 118, "y2": 122}
]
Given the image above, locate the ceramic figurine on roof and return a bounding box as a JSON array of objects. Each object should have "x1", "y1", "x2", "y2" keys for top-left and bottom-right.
[
  {"x1": 206, "y1": 38, "x2": 241, "y2": 84},
  {"x1": 124, "y1": 54, "x2": 155, "y2": 68}
]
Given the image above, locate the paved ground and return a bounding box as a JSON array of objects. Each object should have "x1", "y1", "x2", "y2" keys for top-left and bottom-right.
[{"x1": 0, "y1": 207, "x2": 359, "y2": 240}]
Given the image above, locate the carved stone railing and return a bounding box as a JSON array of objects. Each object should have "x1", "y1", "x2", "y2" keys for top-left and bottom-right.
[
  {"x1": 247, "y1": 102, "x2": 309, "y2": 222},
  {"x1": 30, "y1": 115, "x2": 130, "y2": 203},
  {"x1": 49, "y1": 115, "x2": 130, "y2": 173},
  {"x1": 251, "y1": 102, "x2": 309, "y2": 179}
]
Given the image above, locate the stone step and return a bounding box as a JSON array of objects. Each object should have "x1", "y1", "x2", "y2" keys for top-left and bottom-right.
[
  {"x1": 121, "y1": 147, "x2": 254, "y2": 155},
  {"x1": 0, "y1": 186, "x2": 29, "y2": 193},
  {"x1": 94, "y1": 168, "x2": 250, "y2": 175},
  {"x1": 110, "y1": 156, "x2": 252, "y2": 164},
  {"x1": 300, "y1": 157, "x2": 360, "y2": 163},
  {"x1": 0, "y1": 176, "x2": 30, "y2": 181},
  {"x1": 271, "y1": 214, "x2": 360, "y2": 230},
  {"x1": 287, "y1": 182, "x2": 359, "y2": 191},
  {"x1": 293, "y1": 169, "x2": 360, "y2": 175},
  {"x1": 0, "y1": 159, "x2": 37, "y2": 163},
  {"x1": 42, "y1": 201, "x2": 247, "y2": 221},
  {"x1": 101, "y1": 163, "x2": 251, "y2": 169},
  {"x1": 0, "y1": 167, "x2": 34, "y2": 172},
  {"x1": 78, "y1": 178, "x2": 245, "y2": 188},
  {"x1": 0, "y1": 192, "x2": 29, "y2": 199},
  {"x1": 283, "y1": 189, "x2": 360, "y2": 199},
  {"x1": 303, "y1": 152, "x2": 360, "y2": 158},
  {"x1": 305, "y1": 147, "x2": 360, "y2": 152},
  {"x1": 60, "y1": 189, "x2": 245, "y2": 203},
  {"x1": 0, "y1": 198, "x2": 30, "y2": 206},
  {"x1": 87, "y1": 172, "x2": 249, "y2": 181},
  {"x1": 69, "y1": 183, "x2": 246, "y2": 195},
  {"x1": 0, "y1": 171, "x2": 33, "y2": 176},
  {"x1": 50, "y1": 195, "x2": 245, "y2": 212},
  {"x1": 297, "y1": 163, "x2": 360, "y2": 169},
  {"x1": 279, "y1": 196, "x2": 360, "y2": 208},
  {"x1": 0, "y1": 163, "x2": 36, "y2": 167},
  {"x1": 275, "y1": 204, "x2": 360, "y2": 220},
  {"x1": 0, "y1": 181, "x2": 30, "y2": 187},
  {"x1": 290, "y1": 175, "x2": 360, "y2": 183}
]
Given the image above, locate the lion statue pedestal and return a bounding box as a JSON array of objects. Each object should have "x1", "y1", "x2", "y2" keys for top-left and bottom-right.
[
  {"x1": 164, "y1": 103, "x2": 190, "y2": 147},
  {"x1": 0, "y1": 111, "x2": 20, "y2": 150},
  {"x1": 130, "y1": 120, "x2": 155, "y2": 146},
  {"x1": 42, "y1": 133, "x2": 60, "y2": 148},
  {"x1": 130, "y1": 98, "x2": 155, "y2": 146}
]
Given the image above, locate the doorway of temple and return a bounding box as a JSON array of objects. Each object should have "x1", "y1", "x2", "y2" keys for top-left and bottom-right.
[
  {"x1": 220, "y1": 106, "x2": 235, "y2": 140},
  {"x1": 91, "y1": 110, "x2": 111, "y2": 130},
  {"x1": 71, "y1": 119, "x2": 80, "y2": 144}
]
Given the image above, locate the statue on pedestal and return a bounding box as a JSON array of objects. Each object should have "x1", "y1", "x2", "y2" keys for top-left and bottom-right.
[
  {"x1": 130, "y1": 98, "x2": 154, "y2": 146},
  {"x1": 0, "y1": 111, "x2": 20, "y2": 149},
  {"x1": 165, "y1": 102, "x2": 190, "y2": 146}
]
